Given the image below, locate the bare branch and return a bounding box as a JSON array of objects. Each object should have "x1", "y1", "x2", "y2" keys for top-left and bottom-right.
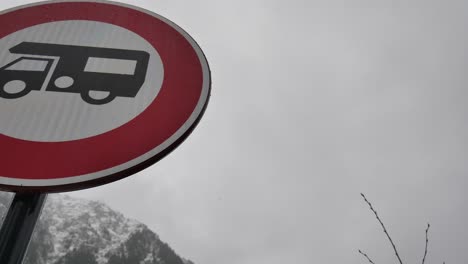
[
  {"x1": 422, "y1": 223, "x2": 430, "y2": 264},
  {"x1": 361, "y1": 193, "x2": 404, "y2": 264},
  {"x1": 359, "y1": 249, "x2": 376, "y2": 264}
]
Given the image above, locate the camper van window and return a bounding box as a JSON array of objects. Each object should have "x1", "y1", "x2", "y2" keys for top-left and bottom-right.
[
  {"x1": 6, "y1": 58, "x2": 49, "y2": 72},
  {"x1": 84, "y1": 57, "x2": 137, "y2": 75}
]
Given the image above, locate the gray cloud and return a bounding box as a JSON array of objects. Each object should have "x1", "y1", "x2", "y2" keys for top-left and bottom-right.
[{"x1": 1, "y1": 1, "x2": 468, "y2": 263}]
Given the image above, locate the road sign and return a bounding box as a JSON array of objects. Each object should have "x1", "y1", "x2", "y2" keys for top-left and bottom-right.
[{"x1": 0, "y1": 1, "x2": 211, "y2": 192}]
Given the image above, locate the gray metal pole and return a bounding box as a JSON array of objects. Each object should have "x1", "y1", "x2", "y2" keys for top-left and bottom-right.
[{"x1": 0, "y1": 192, "x2": 47, "y2": 264}]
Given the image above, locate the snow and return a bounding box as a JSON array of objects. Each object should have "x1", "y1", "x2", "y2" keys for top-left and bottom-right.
[
  {"x1": 42, "y1": 194, "x2": 146, "y2": 264},
  {"x1": 0, "y1": 192, "x2": 190, "y2": 264}
]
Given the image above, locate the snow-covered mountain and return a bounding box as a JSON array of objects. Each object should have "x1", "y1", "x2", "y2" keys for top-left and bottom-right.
[{"x1": 0, "y1": 192, "x2": 194, "y2": 264}]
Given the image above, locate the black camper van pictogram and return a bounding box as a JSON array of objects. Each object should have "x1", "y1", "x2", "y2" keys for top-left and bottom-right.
[{"x1": 0, "y1": 42, "x2": 149, "y2": 105}]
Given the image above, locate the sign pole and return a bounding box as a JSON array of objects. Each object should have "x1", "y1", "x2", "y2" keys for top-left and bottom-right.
[
  {"x1": 0, "y1": 2, "x2": 209, "y2": 262},
  {"x1": 0, "y1": 193, "x2": 47, "y2": 264}
]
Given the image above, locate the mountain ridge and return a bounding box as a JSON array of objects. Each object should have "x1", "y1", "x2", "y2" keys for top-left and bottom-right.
[{"x1": 0, "y1": 192, "x2": 194, "y2": 264}]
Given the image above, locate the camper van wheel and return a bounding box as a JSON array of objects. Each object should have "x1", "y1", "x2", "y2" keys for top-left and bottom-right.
[
  {"x1": 0, "y1": 80, "x2": 31, "y2": 99},
  {"x1": 81, "y1": 90, "x2": 116, "y2": 105}
]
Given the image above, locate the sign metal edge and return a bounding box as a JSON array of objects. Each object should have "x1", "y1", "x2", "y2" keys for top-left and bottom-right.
[{"x1": 0, "y1": 0, "x2": 211, "y2": 192}]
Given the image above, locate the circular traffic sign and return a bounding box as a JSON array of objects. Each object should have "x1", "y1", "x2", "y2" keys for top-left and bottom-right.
[{"x1": 0, "y1": 1, "x2": 211, "y2": 192}]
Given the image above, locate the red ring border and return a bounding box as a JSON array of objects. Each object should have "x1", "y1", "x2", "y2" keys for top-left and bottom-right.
[{"x1": 0, "y1": 2, "x2": 208, "y2": 188}]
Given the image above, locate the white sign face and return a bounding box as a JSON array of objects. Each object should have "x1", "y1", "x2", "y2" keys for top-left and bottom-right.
[
  {"x1": 0, "y1": 0, "x2": 210, "y2": 192},
  {"x1": 0, "y1": 20, "x2": 163, "y2": 142}
]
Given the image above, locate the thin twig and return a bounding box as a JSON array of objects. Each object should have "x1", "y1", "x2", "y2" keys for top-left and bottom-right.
[
  {"x1": 422, "y1": 223, "x2": 430, "y2": 264},
  {"x1": 359, "y1": 249, "x2": 376, "y2": 264},
  {"x1": 361, "y1": 193, "x2": 404, "y2": 264}
]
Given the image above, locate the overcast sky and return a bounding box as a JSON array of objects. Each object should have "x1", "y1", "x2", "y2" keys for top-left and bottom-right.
[{"x1": 2, "y1": 1, "x2": 468, "y2": 264}]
